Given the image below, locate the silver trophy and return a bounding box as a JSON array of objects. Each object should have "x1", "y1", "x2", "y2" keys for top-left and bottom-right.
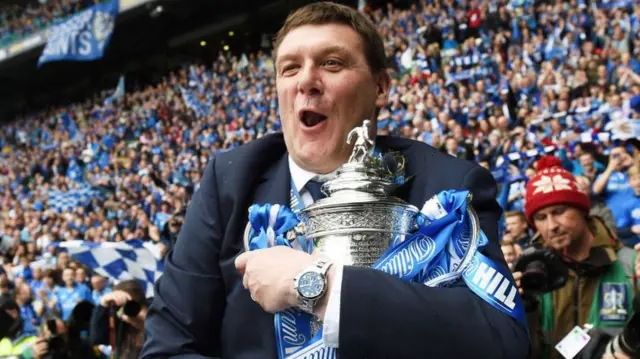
[
  {"x1": 297, "y1": 120, "x2": 420, "y2": 267},
  {"x1": 244, "y1": 120, "x2": 482, "y2": 277}
]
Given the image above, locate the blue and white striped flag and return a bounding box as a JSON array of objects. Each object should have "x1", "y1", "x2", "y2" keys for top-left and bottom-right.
[{"x1": 51, "y1": 240, "x2": 164, "y2": 298}]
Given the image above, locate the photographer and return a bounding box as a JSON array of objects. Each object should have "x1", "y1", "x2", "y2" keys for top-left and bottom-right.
[
  {"x1": 514, "y1": 156, "x2": 639, "y2": 359},
  {"x1": 31, "y1": 315, "x2": 67, "y2": 359},
  {"x1": 0, "y1": 297, "x2": 38, "y2": 357},
  {"x1": 89, "y1": 280, "x2": 148, "y2": 359}
]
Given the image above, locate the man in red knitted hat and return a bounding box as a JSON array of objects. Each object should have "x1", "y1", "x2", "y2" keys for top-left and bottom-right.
[{"x1": 515, "y1": 155, "x2": 639, "y2": 359}]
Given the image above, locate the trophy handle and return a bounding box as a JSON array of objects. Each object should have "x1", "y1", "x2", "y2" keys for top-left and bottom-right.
[
  {"x1": 424, "y1": 195, "x2": 480, "y2": 287},
  {"x1": 243, "y1": 221, "x2": 252, "y2": 252}
]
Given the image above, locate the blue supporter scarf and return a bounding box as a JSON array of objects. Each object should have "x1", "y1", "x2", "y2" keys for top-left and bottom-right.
[{"x1": 246, "y1": 177, "x2": 527, "y2": 359}]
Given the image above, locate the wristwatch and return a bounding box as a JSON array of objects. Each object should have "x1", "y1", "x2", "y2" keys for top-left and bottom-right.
[{"x1": 293, "y1": 258, "x2": 334, "y2": 314}]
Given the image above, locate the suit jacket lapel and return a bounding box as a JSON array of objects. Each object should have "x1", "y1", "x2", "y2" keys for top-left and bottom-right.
[{"x1": 253, "y1": 153, "x2": 291, "y2": 207}]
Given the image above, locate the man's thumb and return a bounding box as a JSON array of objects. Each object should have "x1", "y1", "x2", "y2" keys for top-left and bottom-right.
[
  {"x1": 234, "y1": 251, "x2": 251, "y2": 272},
  {"x1": 634, "y1": 243, "x2": 640, "y2": 253}
]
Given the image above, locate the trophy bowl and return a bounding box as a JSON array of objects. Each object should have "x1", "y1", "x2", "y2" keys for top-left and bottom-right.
[{"x1": 299, "y1": 197, "x2": 419, "y2": 267}]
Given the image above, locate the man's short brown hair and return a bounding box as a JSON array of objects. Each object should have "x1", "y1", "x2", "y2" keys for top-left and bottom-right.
[
  {"x1": 505, "y1": 211, "x2": 526, "y2": 222},
  {"x1": 500, "y1": 238, "x2": 515, "y2": 248},
  {"x1": 272, "y1": 1, "x2": 387, "y2": 74}
]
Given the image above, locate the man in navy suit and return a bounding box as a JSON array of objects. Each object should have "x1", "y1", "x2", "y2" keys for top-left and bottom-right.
[{"x1": 141, "y1": 2, "x2": 530, "y2": 358}]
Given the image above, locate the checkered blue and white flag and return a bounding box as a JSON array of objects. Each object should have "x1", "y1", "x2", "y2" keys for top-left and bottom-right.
[
  {"x1": 47, "y1": 183, "x2": 99, "y2": 213},
  {"x1": 51, "y1": 240, "x2": 164, "y2": 298}
]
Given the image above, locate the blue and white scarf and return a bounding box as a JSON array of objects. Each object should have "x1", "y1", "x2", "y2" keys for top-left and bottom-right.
[{"x1": 246, "y1": 188, "x2": 526, "y2": 359}]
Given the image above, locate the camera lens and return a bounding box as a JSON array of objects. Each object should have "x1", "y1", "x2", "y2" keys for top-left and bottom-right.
[
  {"x1": 123, "y1": 300, "x2": 141, "y2": 317},
  {"x1": 618, "y1": 313, "x2": 640, "y2": 356},
  {"x1": 521, "y1": 260, "x2": 548, "y2": 292}
]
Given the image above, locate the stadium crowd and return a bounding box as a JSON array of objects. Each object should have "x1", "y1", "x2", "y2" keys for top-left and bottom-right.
[{"x1": 0, "y1": 0, "x2": 639, "y2": 357}]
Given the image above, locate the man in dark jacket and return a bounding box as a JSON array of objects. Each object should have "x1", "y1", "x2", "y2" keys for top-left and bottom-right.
[{"x1": 141, "y1": 2, "x2": 530, "y2": 358}]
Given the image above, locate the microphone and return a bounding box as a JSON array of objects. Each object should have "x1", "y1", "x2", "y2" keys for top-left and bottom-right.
[{"x1": 381, "y1": 153, "x2": 398, "y2": 174}]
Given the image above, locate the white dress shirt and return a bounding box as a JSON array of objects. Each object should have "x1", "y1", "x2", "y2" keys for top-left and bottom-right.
[{"x1": 288, "y1": 156, "x2": 343, "y2": 348}]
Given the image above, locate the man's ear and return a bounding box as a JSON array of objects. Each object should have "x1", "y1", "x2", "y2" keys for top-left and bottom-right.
[{"x1": 374, "y1": 70, "x2": 391, "y2": 109}]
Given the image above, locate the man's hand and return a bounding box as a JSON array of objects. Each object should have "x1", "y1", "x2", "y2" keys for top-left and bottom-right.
[
  {"x1": 32, "y1": 337, "x2": 49, "y2": 359},
  {"x1": 512, "y1": 271, "x2": 524, "y2": 295},
  {"x1": 121, "y1": 308, "x2": 147, "y2": 331},
  {"x1": 606, "y1": 148, "x2": 626, "y2": 173},
  {"x1": 100, "y1": 290, "x2": 132, "y2": 308},
  {"x1": 632, "y1": 224, "x2": 640, "y2": 235},
  {"x1": 235, "y1": 246, "x2": 320, "y2": 314}
]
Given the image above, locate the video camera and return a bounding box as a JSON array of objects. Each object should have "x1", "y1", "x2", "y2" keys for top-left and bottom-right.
[
  {"x1": 576, "y1": 296, "x2": 640, "y2": 359},
  {"x1": 512, "y1": 247, "x2": 569, "y2": 294}
]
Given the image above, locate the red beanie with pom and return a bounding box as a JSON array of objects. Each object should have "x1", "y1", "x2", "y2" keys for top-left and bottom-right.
[{"x1": 524, "y1": 156, "x2": 591, "y2": 224}]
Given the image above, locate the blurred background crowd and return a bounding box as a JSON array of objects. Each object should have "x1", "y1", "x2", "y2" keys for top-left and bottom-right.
[{"x1": 0, "y1": 0, "x2": 639, "y2": 357}]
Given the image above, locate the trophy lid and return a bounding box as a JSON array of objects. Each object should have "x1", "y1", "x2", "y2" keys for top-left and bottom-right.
[{"x1": 301, "y1": 120, "x2": 418, "y2": 213}]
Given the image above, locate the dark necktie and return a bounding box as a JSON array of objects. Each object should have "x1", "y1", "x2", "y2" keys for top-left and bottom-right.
[{"x1": 305, "y1": 179, "x2": 326, "y2": 202}]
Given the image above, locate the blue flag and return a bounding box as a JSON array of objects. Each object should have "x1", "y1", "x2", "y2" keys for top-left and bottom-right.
[
  {"x1": 38, "y1": 0, "x2": 119, "y2": 66},
  {"x1": 50, "y1": 240, "x2": 164, "y2": 298},
  {"x1": 104, "y1": 75, "x2": 125, "y2": 105},
  {"x1": 66, "y1": 158, "x2": 84, "y2": 183}
]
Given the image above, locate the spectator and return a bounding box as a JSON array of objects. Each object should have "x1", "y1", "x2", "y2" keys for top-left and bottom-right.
[
  {"x1": 617, "y1": 160, "x2": 640, "y2": 247},
  {"x1": 15, "y1": 282, "x2": 39, "y2": 337},
  {"x1": 504, "y1": 211, "x2": 531, "y2": 249},
  {"x1": 49, "y1": 267, "x2": 92, "y2": 321},
  {"x1": 90, "y1": 274, "x2": 111, "y2": 306},
  {"x1": 0, "y1": 297, "x2": 37, "y2": 357},
  {"x1": 500, "y1": 239, "x2": 520, "y2": 270},
  {"x1": 592, "y1": 146, "x2": 635, "y2": 228},
  {"x1": 90, "y1": 280, "x2": 148, "y2": 359}
]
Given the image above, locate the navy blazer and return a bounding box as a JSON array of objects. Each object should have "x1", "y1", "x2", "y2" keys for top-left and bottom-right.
[{"x1": 140, "y1": 133, "x2": 530, "y2": 359}]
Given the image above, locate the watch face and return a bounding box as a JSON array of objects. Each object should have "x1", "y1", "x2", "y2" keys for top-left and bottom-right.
[{"x1": 298, "y1": 271, "x2": 324, "y2": 299}]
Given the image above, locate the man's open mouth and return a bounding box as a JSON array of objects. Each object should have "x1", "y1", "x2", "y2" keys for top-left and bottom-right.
[{"x1": 299, "y1": 110, "x2": 328, "y2": 127}]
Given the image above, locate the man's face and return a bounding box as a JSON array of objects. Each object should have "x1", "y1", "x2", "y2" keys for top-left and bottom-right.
[
  {"x1": 33, "y1": 268, "x2": 42, "y2": 280},
  {"x1": 62, "y1": 268, "x2": 74, "y2": 286},
  {"x1": 275, "y1": 24, "x2": 390, "y2": 173},
  {"x1": 75, "y1": 268, "x2": 86, "y2": 282},
  {"x1": 501, "y1": 245, "x2": 517, "y2": 266},
  {"x1": 579, "y1": 153, "x2": 593, "y2": 170},
  {"x1": 58, "y1": 252, "x2": 69, "y2": 268},
  {"x1": 17, "y1": 284, "x2": 31, "y2": 302},
  {"x1": 91, "y1": 276, "x2": 106, "y2": 291},
  {"x1": 445, "y1": 138, "x2": 458, "y2": 153},
  {"x1": 532, "y1": 205, "x2": 587, "y2": 251},
  {"x1": 505, "y1": 215, "x2": 528, "y2": 239}
]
